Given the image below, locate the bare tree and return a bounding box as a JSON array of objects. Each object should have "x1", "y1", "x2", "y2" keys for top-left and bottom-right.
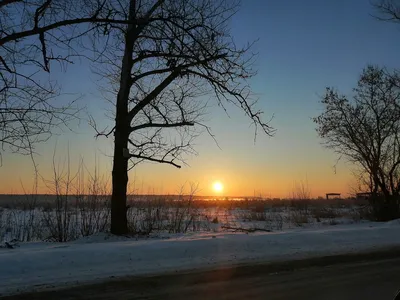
[
  {"x1": 314, "y1": 65, "x2": 400, "y2": 220},
  {"x1": 373, "y1": 0, "x2": 400, "y2": 24},
  {"x1": 0, "y1": 0, "x2": 149, "y2": 160},
  {"x1": 88, "y1": 0, "x2": 274, "y2": 234}
]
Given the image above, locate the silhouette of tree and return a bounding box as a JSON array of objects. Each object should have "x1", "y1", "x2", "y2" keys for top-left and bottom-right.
[
  {"x1": 89, "y1": 0, "x2": 274, "y2": 235},
  {"x1": 373, "y1": 0, "x2": 400, "y2": 24},
  {"x1": 0, "y1": 0, "x2": 146, "y2": 160},
  {"x1": 314, "y1": 66, "x2": 400, "y2": 221},
  {"x1": 1, "y1": 0, "x2": 273, "y2": 233}
]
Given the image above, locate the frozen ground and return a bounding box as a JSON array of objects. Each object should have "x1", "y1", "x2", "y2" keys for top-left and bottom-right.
[{"x1": 1, "y1": 219, "x2": 400, "y2": 296}]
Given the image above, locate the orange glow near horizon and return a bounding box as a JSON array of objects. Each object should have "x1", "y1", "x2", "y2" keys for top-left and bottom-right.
[
  {"x1": 0, "y1": 136, "x2": 355, "y2": 198},
  {"x1": 0, "y1": 158, "x2": 354, "y2": 198}
]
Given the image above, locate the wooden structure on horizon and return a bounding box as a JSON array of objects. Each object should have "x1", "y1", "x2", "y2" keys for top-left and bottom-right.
[{"x1": 325, "y1": 193, "x2": 341, "y2": 200}]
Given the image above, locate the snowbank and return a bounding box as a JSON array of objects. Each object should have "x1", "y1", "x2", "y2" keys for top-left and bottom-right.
[{"x1": 1, "y1": 221, "x2": 400, "y2": 295}]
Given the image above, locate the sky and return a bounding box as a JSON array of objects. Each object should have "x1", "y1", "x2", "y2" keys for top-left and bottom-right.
[{"x1": 1, "y1": 0, "x2": 400, "y2": 197}]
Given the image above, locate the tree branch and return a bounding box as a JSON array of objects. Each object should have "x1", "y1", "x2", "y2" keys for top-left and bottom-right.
[
  {"x1": 0, "y1": 0, "x2": 21, "y2": 8},
  {"x1": 130, "y1": 121, "x2": 194, "y2": 132},
  {"x1": 0, "y1": 17, "x2": 149, "y2": 47},
  {"x1": 128, "y1": 54, "x2": 226, "y2": 121},
  {"x1": 129, "y1": 153, "x2": 181, "y2": 168}
]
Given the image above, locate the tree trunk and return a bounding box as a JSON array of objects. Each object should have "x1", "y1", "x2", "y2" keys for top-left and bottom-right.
[
  {"x1": 110, "y1": 129, "x2": 129, "y2": 235},
  {"x1": 110, "y1": 0, "x2": 136, "y2": 235}
]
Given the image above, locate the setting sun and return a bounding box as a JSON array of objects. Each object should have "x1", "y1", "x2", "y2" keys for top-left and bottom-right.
[{"x1": 213, "y1": 181, "x2": 224, "y2": 193}]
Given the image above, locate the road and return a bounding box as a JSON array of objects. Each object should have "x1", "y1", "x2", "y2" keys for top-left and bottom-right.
[{"x1": 3, "y1": 255, "x2": 400, "y2": 300}]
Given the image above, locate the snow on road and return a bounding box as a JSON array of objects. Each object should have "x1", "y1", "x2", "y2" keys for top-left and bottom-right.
[{"x1": 1, "y1": 221, "x2": 400, "y2": 296}]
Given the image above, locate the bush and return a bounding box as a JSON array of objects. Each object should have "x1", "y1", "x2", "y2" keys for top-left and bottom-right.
[
  {"x1": 289, "y1": 210, "x2": 309, "y2": 227},
  {"x1": 369, "y1": 195, "x2": 400, "y2": 221}
]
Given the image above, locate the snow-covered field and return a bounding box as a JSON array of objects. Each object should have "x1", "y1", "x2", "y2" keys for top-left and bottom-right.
[
  {"x1": 1, "y1": 219, "x2": 400, "y2": 296},
  {"x1": 0, "y1": 199, "x2": 367, "y2": 242}
]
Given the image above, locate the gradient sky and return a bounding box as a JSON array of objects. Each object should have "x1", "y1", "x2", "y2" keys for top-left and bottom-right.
[{"x1": 2, "y1": 0, "x2": 400, "y2": 197}]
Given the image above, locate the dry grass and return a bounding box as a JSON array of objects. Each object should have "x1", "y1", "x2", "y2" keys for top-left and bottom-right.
[{"x1": 289, "y1": 210, "x2": 309, "y2": 227}]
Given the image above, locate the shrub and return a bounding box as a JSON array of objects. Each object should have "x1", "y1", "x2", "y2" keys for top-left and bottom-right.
[
  {"x1": 369, "y1": 195, "x2": 400, "y2": 221},
  {"x1": 289, "y1": 210, "x2": 309, "y2": 227}
]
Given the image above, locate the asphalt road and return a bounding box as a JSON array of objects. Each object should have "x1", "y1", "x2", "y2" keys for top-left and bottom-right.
[{"x1": 3, "y1": 254, "x2": 400, "y2": 300}]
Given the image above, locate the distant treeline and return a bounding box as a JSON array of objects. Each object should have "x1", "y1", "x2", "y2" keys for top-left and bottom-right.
[{"x1": 0, "y1": 194, "x2": 361, "y2": 210}]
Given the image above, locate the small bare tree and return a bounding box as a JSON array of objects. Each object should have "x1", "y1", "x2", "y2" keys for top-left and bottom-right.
[
  {"x1": 314, "y1": 65, "x2": 400, "y2": 220},
  {"x1": 89, "y1": 0, "x2": 274, "y2": 235}
]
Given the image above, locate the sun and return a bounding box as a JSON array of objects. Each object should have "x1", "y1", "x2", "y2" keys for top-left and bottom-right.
[{"x1": 213, "y1": 181, "x2": 224, "y2": 193}]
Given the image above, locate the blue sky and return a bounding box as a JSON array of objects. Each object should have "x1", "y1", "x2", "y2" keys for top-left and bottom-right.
[{"x1": 2, "y1": 0, "x2": 400, "y2": 197}]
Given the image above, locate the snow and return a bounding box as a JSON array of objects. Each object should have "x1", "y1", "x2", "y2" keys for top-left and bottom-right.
[{"x1": 1, "y1": 221, "x2": 400, "y2": 296}]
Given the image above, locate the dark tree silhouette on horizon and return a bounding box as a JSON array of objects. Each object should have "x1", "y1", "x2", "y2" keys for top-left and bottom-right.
[
  {"x1": 314, "y1": 66, "x2": 400, "y2": 221},
  {"x1": 88, "y1": 0, "x2": 274, "y2": 235}
]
